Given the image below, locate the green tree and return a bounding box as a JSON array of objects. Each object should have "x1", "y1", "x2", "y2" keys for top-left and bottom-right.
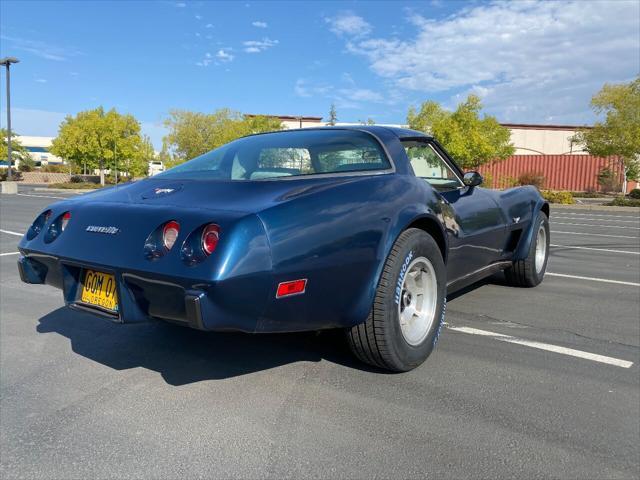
[
  {"x1": 1, "y1": 129, "x2": 33, "y2": 166},
  {"x1": 572, "y1": 77, "x2": 640, "y2": 186},
  {"x1": 50, "y1": 107, "x2": 152, "y2": 185},
  {"x1": 328, "y1": 104, "x2": 338, "y2": 126},
  {"x1": 162, "y1": 109, "x2": 283, "y2": 163},
  {"x1": 407, "y1": 95, "x2": 514, "y2": 170}
]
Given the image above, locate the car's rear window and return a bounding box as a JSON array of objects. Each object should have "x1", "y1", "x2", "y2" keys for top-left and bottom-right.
[{"x1": 157, "y1": 129, "x2": 391, "y2": 181}]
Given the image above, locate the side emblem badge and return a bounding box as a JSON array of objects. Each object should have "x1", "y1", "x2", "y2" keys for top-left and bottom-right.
[
  {"x1": 155, "y1": 188, "x2": 175, "y2": 195},
  {"x1": 512, "y1": 217, "x2": 521, "y2": 223}
]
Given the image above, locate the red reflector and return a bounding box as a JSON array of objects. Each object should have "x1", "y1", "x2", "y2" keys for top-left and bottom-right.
[
  {"x1": 276, "y1": 279, "x2": 307, "y2": 298},
  {"x1": 163, "y1": 221, "x2": 180, "y2": 250}
]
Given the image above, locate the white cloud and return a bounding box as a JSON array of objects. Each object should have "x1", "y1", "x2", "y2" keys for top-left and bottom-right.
[
  {"x1": 34, "y1": 78, "x2": 47, "y2": 83},
  {"x1": 342, "y1": 0, "x2": 640, "y2": 123},
  {"x1": 196, "y1": 52, "x2": 213, "y2": 67},
  {"x1": 175, "y1": 2, "x2": 186, "y2": 7},
  {"x1": 216, "y1": 49, "x2": 234, "y2": 62},
  {"x1": 326, "y1": 12, "x2": 372, "y2": 37},
  {"x1": 205, "y1": 23, "x2": 213, "y2": 28},
  {"x1": 252, "y1": 21, "x2": 268, "y2": 28},
  {"x1": 0, "y1": 35, "x2": 82, "y2": 62},
  {"x1": 337, "y1": 88, "x2": 383, "y2": 103},
  {"x1": 294, "y1": 78, "x2": 331, "y2": 98},
  {"x1": 195, "y1": 14, "x2": 202, "y2": 20},
  {"x1": 243, "y1": 37, "x2": 278, "y2": 53}
]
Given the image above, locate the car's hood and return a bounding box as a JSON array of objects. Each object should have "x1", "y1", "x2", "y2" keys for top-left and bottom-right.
[{"x1": 68, "y1": 176, "x2": 373, "y2": 213}]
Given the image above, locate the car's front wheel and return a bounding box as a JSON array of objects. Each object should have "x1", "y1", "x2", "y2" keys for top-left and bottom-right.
[{"x1": 347, "y1": 228, "x2": 446, "y2": 372}]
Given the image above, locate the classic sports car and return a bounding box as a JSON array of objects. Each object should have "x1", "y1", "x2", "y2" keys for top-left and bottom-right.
[{"x1": 18, "y1": 127, "x2": 549, "y2": 371}]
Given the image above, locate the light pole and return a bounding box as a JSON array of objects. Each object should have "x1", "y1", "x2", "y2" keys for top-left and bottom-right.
[{"x1": 1, "y1": 57, "x2": 20, "y2": 181}]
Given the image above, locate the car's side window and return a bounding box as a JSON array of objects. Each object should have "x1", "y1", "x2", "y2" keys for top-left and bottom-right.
[{"x1": 402, "y1": 141, "x2": 462, "y2": 190}]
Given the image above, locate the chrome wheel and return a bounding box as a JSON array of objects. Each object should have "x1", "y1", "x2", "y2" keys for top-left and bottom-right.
[
  {"x1": 535, "y1": 224, "x2": 547, "y2": 274},
  {"x1": 398, "y1": 256, "x2": 438, "y2": 346}
]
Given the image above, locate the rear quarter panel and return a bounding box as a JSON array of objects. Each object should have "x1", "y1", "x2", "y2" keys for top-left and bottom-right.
[{"x1": 256, "y1": 173, "x2": 445, "y2": 332}]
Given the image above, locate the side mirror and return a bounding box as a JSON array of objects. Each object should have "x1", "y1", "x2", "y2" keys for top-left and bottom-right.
[{"x1": 463, "y1": 171, "x2": 483, "y2": 188}]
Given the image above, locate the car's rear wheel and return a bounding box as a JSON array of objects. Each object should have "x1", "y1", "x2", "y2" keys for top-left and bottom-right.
[
  {"x1": 504, "y1": 210, "x2": 549, "y2": 287},
  {"x1": 347, "y1": 228, "x2": 446, "y2": 372}
]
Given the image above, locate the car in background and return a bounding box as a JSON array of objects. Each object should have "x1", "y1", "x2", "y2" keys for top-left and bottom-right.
[
  {"x1": 17, "y1": 127, "x2": 549, "y2": 372},
  {"x1": 148, "y1": 160, "x2": 165, "y2": 176}
]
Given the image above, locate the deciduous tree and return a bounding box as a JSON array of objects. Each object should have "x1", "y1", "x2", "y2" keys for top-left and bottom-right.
[
  {"x1": 1, "y1": 129, "x2": 32, "y2": 165},
  {"x1": 407, "y1": 95, "x2": 514, "y2": 170},
  {"x1": 572, "y1": 77, "x2": 640, "y2": 186},
  {"x1": 50, "y1": 107, "x2": 152, "y2": 185},
  {"x1": 162, "y1": 109, "x2": 283, "y2": 162}
]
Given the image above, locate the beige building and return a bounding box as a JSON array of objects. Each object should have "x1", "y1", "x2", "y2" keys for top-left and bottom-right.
[
  {"x1": 17, "y1": 135, "x2": 63, "y2": 165},
  {"x1": 501, "y1": 123, "x2": 589, "y2": 156}
]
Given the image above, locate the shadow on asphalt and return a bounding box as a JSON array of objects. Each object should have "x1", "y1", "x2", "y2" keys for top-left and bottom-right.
[{"x1": 36, "y1": 307, "x2": 384, "y2": 385}]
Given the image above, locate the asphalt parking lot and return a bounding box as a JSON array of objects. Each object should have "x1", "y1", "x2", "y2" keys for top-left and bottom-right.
[{"x1": 1, "y1": 188, "x2": 639, "y2": 479}]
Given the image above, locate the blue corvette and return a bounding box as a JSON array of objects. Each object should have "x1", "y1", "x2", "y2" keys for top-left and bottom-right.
[{"x1": 18, "y1": 127, "x2": 549, "y2": 371}]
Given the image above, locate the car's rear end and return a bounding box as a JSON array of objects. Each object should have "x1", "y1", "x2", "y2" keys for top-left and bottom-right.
[{"x1": 18, "y1": 188, "x2": 273, "y2": 332}]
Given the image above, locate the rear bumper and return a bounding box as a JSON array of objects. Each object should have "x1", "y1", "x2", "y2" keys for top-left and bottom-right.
[{"x1": 17, "y1": 254, "x2": 263, "y2": 332}]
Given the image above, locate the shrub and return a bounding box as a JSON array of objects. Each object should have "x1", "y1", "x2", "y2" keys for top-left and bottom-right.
[
  {"x1": 517, "y1": 171, "x2": 545, "y2": 190},
  {"x1": 607, "y1": 196, "x2": 640, "y2": 207},
  {"x1": 597, "y1": 167, "x2": 621, "y2": 193},
  {"x1": 496, "y1": 175, "x2": 518, "y2": 189},
  {"x1": 541, "y1": 190, "x2": 575, "y2": 204},
  {"x1": 0, "y1": 170, "x2": 23, "y2": 181},
  {"x1": 628, "y1": 188, "x2": 640, "y2": 199},
  {"x1": 41, "y1": 164, "x2": 67, "y2": 173},
  {"x1": 570, "y1": 190, "x2": 605, "y2": 198},
  {"x1": 69, "y1": 175, "x2": 84, "y2": 183},
  {"x1": 19, "y1": 157, "x2": 35, "y2": 172},
  {"x1": 48, "y1": 182, "x2": 101, "y2": 190},
  {"x1": 481, "y1": 171, "x2": 494, "y2": 189}
]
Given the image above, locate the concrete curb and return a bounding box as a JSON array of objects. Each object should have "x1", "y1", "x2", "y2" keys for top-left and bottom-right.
[{"x1": 551, "y1": 204, "x2": 640, "y2": 212}]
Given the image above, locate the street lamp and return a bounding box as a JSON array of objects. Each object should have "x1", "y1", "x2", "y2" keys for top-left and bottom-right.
[{"x1": 1, "y1": 56, "x2": 20, "y2": 181}]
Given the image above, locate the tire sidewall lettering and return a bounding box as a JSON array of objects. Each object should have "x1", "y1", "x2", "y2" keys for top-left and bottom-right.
[{"x1": 394, "y1": 249, "x2": 414, "y2": 306}]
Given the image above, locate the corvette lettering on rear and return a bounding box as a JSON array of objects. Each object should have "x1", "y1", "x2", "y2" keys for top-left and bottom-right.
[{"x1": 86, "y1": 225, "x2": 120, "y2": 235}]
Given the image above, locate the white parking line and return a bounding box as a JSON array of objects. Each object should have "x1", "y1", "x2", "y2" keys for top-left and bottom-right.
[
  {"x1": 550, "y1": 244, "x2": 640, "y2": 255},
  {"x1": 16, "y1": 193, "x2": 66, "y2": 200},
  {"x1": 0, "y1": 251, "x2": 20, "y2": 257},
  {"x1": 546, "y1": 272, "x2": 640, "y2": 287},
  {"x1": 553, "y1": 216, "x2": 640, "y2": 224},
  {"x1": 553, "y1": 212, "x2": 640, "y2": 219},
  {"x1": 554, "y1": 222, "x2": 640, "y2": 230},
  {"x1": 0, "y1": 229, "x2": 23, "y2": 237},
  {"x1": 551, "y1": 230, "x2": 639, "y2": 239},
  {"x1": 448, "y1": 326, "x2": 634, "y2": 368}
]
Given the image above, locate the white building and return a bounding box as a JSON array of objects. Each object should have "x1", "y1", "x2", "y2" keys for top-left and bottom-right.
[{"x1": 16, "y1": 135, "x2": 63, "y2": 165}]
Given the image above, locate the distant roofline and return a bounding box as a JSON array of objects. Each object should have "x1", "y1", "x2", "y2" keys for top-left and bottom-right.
[
  {"x1": 245, "y1": 114, "x2": 324, "y2": 122},
  {"x1": 500, "y1": 123, "x2": 593, "y2": 130}
]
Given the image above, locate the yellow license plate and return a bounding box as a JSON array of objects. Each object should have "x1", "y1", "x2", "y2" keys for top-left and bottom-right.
[{"x1": 81, "y1": 269, "x2": 118, "y2": 312}]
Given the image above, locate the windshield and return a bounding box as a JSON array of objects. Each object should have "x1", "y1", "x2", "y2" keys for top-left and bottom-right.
[{"x1": 157, "y1": 129, "x2": 391, "y2": 181}]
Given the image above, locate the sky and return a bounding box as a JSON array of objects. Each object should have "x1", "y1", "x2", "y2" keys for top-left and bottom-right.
[{"x1": 1, "y1": 0, "x2": 639, "y2": 149}]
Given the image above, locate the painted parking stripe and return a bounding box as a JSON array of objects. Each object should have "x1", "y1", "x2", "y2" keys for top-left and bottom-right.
[
  {"x1": 550, "y1": 244, "x2": 640, "y2": 255},
  {"x1": 553, "y1": 222, "x2": 640, "y2": 230},
  {"x1": 546, "y1": 272, "x2": 640, "y2": 287},
  {"x1": 0, "y1": 251, "x2": 20, "y2": 257},
  {"x1": 0, "y1": 229, "x2": 23, "y2": 237},
  {"x1": 553, "y1": 216, "x2": 640, "y2": 224},
  {"x1": 553, "y1": 212, "x2": 640, "y2": 219},
  {"x1": 551, "y1": 230, "x2": 639, "y2": 239},
  {"x1": 16, "y1": 193, "x2": 66, "y2": 200},
  {"x1": 448, "y1": 326, "x2": 633, "y2": 368}
]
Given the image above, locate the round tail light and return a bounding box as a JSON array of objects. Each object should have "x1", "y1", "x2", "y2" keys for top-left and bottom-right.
[
  {"x1": 162, "y1": 221, "x2": 180, "y2": 250},
  {"x1": 201, "y1": 224, "x2": 220, "y2": 255},
  {"x1": 61, "y1": 212, "x2": 71, "y2": 231}
]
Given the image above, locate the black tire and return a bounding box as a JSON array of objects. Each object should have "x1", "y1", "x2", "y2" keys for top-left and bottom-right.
[
  {"x1": 504, "y1": 211, "x2": 549, "y2": 287},
  {"x1": 347, "y1": 228, "x2": 446, "y2": 372}
]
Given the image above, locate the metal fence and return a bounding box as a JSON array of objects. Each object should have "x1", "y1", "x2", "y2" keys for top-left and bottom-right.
[{"x1": 478, "y1": 155, "x2": 628, "y2": 191}]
